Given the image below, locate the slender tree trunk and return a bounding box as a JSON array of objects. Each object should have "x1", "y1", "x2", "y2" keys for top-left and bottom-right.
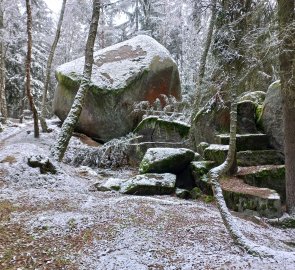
[
  {"x1": 197, "y1": 0, "x2": 217, "y2": 87},
  {"x1": 26, "y1": 0, "x2": 39, "y2": 138},
  {"x1": 0, "y1": 1, "x2": 7, "y2": 122},
  {"x1": 52, "y1": 0, "x2": 100, "y2": 161},
  {"x1": 278, "y1": 0, "x2": 295, "y2": 214},
  {"x1": 135, "y1": 0, "x2": 139, "y2": 32},
  {"x1": 40, "y1": 0, "x2": 67, "y2": 132}
]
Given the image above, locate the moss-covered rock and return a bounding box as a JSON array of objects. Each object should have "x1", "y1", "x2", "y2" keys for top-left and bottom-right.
[
  {"x1": 203, "y1": 144, "x2": 229, "y2": 165},
  {"x1": 237, "y1": 165, "x2": 285, "y2": 201},
  {"x1": 190, "y1": 187, "x2": 202, "y2": 200},
  {"x1": 221, "y1": 178, "x2": 282, "y2": 218},
  {"x1": 175, "y1": 188, "x2": 191, "y2": 199},
  {"x1": 190, "y1": 93, "x2": 261, "y2": 149},
  {"x1": 53, "y1": 35, "x2": 181, "y2": 142},
  {"x1": 238, "y1": 91, "x2": 266, "y2": 105},
  {"x1": 126, "y1": 141, "x2": 186, "y2": 167},
  {"x1": 216, "y1": 133, "x2": 269, "y2": 151},
  {"x1": 139, "y1": 148, "x2": 195, "y2": 174},
  {"x1": 134, "y1": 116, "x2": 190, "y2": 143},
  {"x1": 237, "y1": 150, "x2": 284, "y2": 167},
  {"x1": 120, "y1": 173, "x2": 176, "y2": 195}
]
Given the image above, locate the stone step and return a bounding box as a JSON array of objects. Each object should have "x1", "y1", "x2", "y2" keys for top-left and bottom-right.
[
  {"x1": 126, "y1": 141, "x2": 188, "y2": 166},
  {"x1": 203, "y1": 145, "x2": 284, "y2": 167},
  {"x1": 237, "y1": 165, "x2": 285, "y2": 201},
  {"x1": 221, "y1": 177, "x2": 282, "y2": 218},
  {"x1": 216, "y1": 133, "x2": 270, "y2": 151},
  {"x1": 203, "y1": 144, "x2": 229, "y2": 165},
  {"x1": 237, "y1": 150, "x2": 284, "y2": 166}
]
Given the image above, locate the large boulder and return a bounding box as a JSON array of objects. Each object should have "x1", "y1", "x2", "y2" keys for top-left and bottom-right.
[
  {"x1": 260, "y1": 81, "x2": 284, "y2": 152},
  {"x1": 53, "y1": 35, "x2": 181, "y2": 142}
]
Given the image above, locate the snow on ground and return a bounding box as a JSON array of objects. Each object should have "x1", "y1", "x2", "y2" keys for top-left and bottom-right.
[{"x1": 0, "y1": 120, "x2": 295, "y2": 269}]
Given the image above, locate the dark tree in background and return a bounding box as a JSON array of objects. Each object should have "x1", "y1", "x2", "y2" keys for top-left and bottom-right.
[{"x1": 277, "y1": 0, "x2": 295, "y2": 214}]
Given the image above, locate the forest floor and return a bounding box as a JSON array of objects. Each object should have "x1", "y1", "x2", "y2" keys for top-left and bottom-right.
[{"x1": 0, "y1": 120, "x2": 295, "y2": 270}]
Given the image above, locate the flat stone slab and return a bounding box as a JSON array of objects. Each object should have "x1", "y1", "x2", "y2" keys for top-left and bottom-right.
[
  {"x1": 203, "y1": 144, "x2": 229, "y2": 165},
  {"x1": 237, "y1": 150, "x2": 284, "y2": 166},
  {"x1": 221, "y1": 177, "x2": 282, "y2": 218},
  {"x1": 134, "y1": 116, "x2": 190, "y2": 143},
  {"x1": 237, "y1": 165, "x2": 285, "y2": 201},
  {"x1": 216, "y1": 133, "x2": 269, "y2": 151},
  {"x1": 139, "y1": 147, "x2": 195, "y2": 174},
  {"x1": 95, "y1": 173, "x2": 176, "y2": 195}
]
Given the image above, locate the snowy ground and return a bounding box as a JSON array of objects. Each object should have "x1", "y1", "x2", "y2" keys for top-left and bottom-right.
[{"x1": 0, "y1": 120, "x2": 295, "y2": 269}]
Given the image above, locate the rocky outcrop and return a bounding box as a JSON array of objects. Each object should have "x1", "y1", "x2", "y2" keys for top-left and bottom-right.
[
  {"x1": 53, "y1": 35, "x2": 181, "y2": 142},
  {"x1": 260, "y1": 81, "x2": 284, "y2": 152},
  {"x1": 191, "y1": 94, "x2": 261, "y2": 149}
]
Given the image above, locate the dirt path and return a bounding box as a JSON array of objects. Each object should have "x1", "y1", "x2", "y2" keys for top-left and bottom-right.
[{"x1": 0, "y1": 121, "x2": 295, "y2": 269}]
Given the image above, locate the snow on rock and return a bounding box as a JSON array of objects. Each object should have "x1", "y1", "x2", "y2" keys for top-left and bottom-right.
[
  {"x1": 95, "y1": 173, "x2": 176, "y2": 195},
  {"x1": 120, "y1": 173, "x2": 176, "y2": 195},
  {"x1": 53, "y1": 35, "x2": 181, "y2": 142},
  {"x1": 139, "y1": 147, "x2": 195, "y2": 174}
]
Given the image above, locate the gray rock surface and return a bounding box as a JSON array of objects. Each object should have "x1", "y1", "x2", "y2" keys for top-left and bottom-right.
[
  {"x1": 139, "y1": 147, "x2": 195, "y2": 174},
  {"x1": 261, "y1": 81, "x2": 284, "y2": 151},
  {"x1": 53, "y1": 35, "x2": 181, "y2": 142},
  {"x1": 95, "y1": 173, "x2": 176, "y2": 195}
]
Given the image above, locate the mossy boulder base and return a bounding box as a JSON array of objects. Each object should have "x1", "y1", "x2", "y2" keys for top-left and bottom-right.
[
  {"x1": 53, "y1": 35, "x2": 181, "y2": 142},
  {"x1": 139, "y1": 148, "x2": 195, "y2": 174}
]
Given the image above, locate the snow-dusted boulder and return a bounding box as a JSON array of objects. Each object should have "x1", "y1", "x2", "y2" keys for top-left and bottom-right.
[
  {"x1": 95, "y1": 173, "x2": 176, "y2": 195},
  {"x1": 260, "y1": 81, "x2": 284, "y2": 152},
  {"x1": 120, "y1": 173, "x2": 176, "y2": 195},
  {"x1": 139, "y1": 148, "x2": 195, "y2": 174},
  {"x1": 53, "y1": 35, "x2": 181, "y2": 142}
]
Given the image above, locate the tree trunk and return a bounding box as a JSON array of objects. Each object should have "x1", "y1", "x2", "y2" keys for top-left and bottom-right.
[
  {"x1": 197, "y1": 0, "x2": 217, "y2": 87},
  {"x1": 26, "y1": 0, "x2": 39, "y2": 138},
  {"x1": 52, "y1": 0, "x2": 100, "y2": 161},
  {"x1": 135, "y1": 0, "x2": 139, "y2": 32},
  {"x1": 0, "y1": 1, "x2": 7, "y2": 122},
  {"x1": 40, "y1": 0, "x2": 67, "y2": 132},
  {"x1": 277, "y1": 0, "x2": 295, "y2": 214},
  {"x1": 208, "y1": 91, "x2": 269, "y2": 256}
]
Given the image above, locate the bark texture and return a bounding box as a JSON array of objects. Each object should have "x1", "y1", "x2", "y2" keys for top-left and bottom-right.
[
  {"x1": 278, "y1": 0, "x2": 295, "y2": 214},
  {"x1": 26, "y1": 0, "x2": 39, "y2": 138},
  {"x1": 52, "y1": 0, "x2": 100, "y2": 161},
  {"x1": 0, "y1": 1, "x2": 7, "y2": 121},
  {"x1": 40, "y1": 0, "x2": 67, "y2": 132}
]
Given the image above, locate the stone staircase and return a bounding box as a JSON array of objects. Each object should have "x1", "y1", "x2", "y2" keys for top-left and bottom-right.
[{"x1": 194, "y1": 132, "x2": 285, "y2": 218}]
